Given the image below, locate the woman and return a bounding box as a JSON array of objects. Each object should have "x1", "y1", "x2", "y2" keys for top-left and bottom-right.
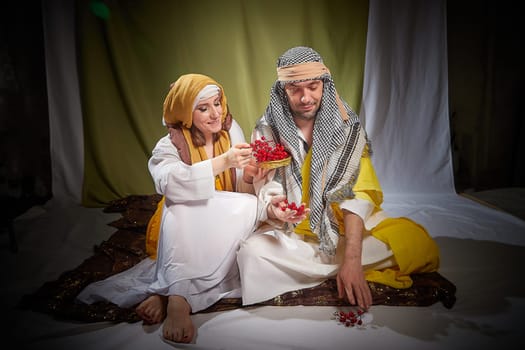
[{"x1": 77, "y1": 73, "x2": 260, "y2": 343}]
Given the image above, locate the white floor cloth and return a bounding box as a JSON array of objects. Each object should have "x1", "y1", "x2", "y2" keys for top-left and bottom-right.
[{"x1": 3, "y1": 193, "x2": 525, "y2": 350}]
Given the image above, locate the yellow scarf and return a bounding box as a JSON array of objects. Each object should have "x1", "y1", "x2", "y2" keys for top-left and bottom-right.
[
  {"x1": 181, "y1": 127, "x2": 234, "y2": 192},
  {"x1": 294, "y1": 149, "x2": 314, "y2": 236}
]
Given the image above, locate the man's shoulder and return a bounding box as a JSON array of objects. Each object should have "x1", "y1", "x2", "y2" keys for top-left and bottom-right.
[{"x1": 254, "y1": 114, "x2": 269, "y2": 129}]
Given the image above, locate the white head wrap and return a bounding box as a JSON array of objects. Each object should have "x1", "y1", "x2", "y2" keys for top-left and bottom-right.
[{"x1": 192, "y1": 84, "x2": 220, "y2": 111}]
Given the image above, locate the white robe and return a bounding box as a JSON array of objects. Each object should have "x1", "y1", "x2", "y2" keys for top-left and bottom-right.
[
  {"x1": 77, "y1": 120, "x2": 259, "y2": 312},
  {"x1": 237, "y1": 128, "x2": 395, "y2": 306}
]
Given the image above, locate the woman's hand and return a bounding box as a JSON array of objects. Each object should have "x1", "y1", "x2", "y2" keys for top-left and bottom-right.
[
  {"x1": 225, "y1": 143, "x2": 253, "y2": 169},
  {"x1": 267, "y1": 194, "x2": 309, "y2": 224}
]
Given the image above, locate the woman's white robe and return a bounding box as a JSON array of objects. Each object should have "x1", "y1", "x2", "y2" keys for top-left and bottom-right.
[{"x1": 77, "y1": 120, "x2": 259, "y2": 312}]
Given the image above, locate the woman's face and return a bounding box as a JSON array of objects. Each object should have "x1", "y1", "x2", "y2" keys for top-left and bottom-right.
[{"x1": 192, "y1": 94, "x2": 223, "y2": 138}]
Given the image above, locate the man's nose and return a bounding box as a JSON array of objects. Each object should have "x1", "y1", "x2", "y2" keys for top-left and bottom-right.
[{"x1": 300, "y1": 92, "x2": 311, "y2": 103}]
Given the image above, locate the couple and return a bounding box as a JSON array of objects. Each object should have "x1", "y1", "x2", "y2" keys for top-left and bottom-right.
[{"x1": 77, "y1": 46, "x2": 440, "y2": 344}]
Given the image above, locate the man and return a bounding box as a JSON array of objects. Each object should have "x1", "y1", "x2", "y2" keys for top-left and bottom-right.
[{"x1": 238, "y1": 46, "x2": 440, "y2": 310}]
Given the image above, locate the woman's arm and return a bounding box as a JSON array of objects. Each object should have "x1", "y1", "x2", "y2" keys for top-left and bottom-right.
[{"x1": 148, "y1": 135, "x2": 216, "y2": 203}]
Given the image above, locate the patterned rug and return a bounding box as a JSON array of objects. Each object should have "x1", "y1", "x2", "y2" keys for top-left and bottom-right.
[{"x1": 18, "y1": 194, "x2": 457, "y2": 323}]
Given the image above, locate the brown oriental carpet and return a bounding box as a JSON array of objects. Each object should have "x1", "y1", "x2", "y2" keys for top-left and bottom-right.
[{"x1": 18, "y1": 194, "x2": 456, "y2": 324}]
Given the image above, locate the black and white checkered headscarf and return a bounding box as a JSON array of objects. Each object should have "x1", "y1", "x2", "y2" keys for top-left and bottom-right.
[{"x1": 255, "y1": 46, "x2": 369, "y2": 255}]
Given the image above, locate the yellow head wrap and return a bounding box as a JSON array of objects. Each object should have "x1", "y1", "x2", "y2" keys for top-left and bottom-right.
[{"x1": 163, "y1": 73, "x2": 228, "y2": 128}]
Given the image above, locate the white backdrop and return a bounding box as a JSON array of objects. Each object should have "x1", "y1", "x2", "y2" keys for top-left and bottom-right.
[
  {"x1": 361, "y1": 0, "x2": 455, "y2": 195},
  {"x1": 42, "y1": 0, "x2": 84, "y2": 203}
]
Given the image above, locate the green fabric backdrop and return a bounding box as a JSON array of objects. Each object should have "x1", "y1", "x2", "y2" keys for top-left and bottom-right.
[{"x1": 76, "y1": 0, "x2": 369, "y2": 206}]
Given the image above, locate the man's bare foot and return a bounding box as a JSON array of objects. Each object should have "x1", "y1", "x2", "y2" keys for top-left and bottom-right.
[
  {"x1": 135, "y1": 295, "x2": 167, "y2": 325},
  {"x1": 162, "y1": 295, "x2": 194, "y2": 343}
]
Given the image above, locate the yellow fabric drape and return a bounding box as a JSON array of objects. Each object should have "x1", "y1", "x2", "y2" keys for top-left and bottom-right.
[
  {"x1": 294, "y1": 150, "x2": 439, "y2": 289},
  {"x1": 364, "y1": 218, "x2": 440, "y2": 288},
  {"x1": 293, "y1": 148, "x2": 314, "y2": 236},
  {"x1": 145, "y1": 197, "x2": 164, "y2": 258},
  {"x1": 352, "y1": 147, "x2": 383, "y2": 209},
  {"x1": 355, "y1": 156, "x2": 440, "y2": 288}
]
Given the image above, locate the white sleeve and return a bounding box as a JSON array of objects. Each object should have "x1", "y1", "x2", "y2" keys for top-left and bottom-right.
[
  {"x1": 148, "y1": 135, "x2": 215, "y2": 203},
  {"x1": 229, "y1": 119, "x2": 249, "y2": 182},
  {"x1": 339, "y1": 198, "x2": 375, "y2": 223},
  {"x1": 229, "y1": 119, "x2": 248, "y2": 144},
  {"x1": 249, "y1": 168, "x2": 286, "y2": 228}
]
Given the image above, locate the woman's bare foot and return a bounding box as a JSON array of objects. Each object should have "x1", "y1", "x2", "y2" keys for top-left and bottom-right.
[
  {"x1": 135, "y1": 294, "x2": 167, "y2": 325},
  {"x1": 162, "y1": 295, "x2": 194, "y2": 343}
]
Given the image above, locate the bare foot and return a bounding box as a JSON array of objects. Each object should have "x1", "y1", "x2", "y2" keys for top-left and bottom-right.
[
  {"x1": 135, "y1": 294, "x2": 167, "y2": 325},
  {"x1": 162, "y1": 295, "x2": 194, "y2": 343}
]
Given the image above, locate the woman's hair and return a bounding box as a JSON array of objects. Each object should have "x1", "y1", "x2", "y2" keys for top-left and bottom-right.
[{"x1": 189, "y1": 124, "x2": 220, "y2": 146}]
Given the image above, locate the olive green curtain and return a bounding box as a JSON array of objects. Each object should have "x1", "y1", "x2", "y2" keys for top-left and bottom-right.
[{"x1": 76, "y1": 0, "x2": 369, "y2": 206}]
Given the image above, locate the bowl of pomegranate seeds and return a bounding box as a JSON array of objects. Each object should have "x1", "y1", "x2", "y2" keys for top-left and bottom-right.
[{"x1": 250, "y1": 136, "x2": 291, "y2": 169}]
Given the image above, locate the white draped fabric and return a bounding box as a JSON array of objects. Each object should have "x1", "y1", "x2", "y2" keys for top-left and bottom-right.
[
  {"x1": 42, "y1": 0, "x2": 84, "y2": 203},
  {"x1": 360, "y1": 0, "x2": 455, "y2": 195}
]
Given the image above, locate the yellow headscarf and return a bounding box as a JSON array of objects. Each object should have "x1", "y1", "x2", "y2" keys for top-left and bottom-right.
[{"x1": 163, "y1": 73, "x2": 228, "y2": 128}]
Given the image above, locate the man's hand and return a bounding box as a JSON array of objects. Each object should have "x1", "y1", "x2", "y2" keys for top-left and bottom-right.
[
  {"x1": 336, "y1": 210, "x2": 372, "y2": 310},
  {"x1": 336, "y1": 256, "x2": 372, "y2": 310},
  {"x1": 267, "y1": 195, "x2": 309, "y2": 224}
]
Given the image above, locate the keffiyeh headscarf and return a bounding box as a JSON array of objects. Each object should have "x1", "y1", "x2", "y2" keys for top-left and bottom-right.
[{"x1": 256, "y1": 46, "x2": 369, "y2": 255}]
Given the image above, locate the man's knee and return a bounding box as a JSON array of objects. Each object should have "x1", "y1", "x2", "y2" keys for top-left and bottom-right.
[{"x1": 238, "y1": 233, "x2": 276, "y2": 261}]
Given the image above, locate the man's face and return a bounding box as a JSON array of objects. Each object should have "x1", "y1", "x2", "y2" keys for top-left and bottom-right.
[{"x1": 284, "y1": 79, "x2": 323, "y2": 120}]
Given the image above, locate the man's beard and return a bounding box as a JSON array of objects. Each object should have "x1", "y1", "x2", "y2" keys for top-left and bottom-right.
[{"x1": 292, "y1": 107, "x2": 317, "y2": 121}]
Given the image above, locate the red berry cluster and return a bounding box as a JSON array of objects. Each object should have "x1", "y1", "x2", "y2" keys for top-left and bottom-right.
[
  {"x1": 250, "y1": 136, "x2": 289, "y2": 162},
  {"x1": 333, "y1": 309, "x2": 366, "y2": 327},
  {"x1": 281, "y1": 199, "x2": 305, "y2": 216}
]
